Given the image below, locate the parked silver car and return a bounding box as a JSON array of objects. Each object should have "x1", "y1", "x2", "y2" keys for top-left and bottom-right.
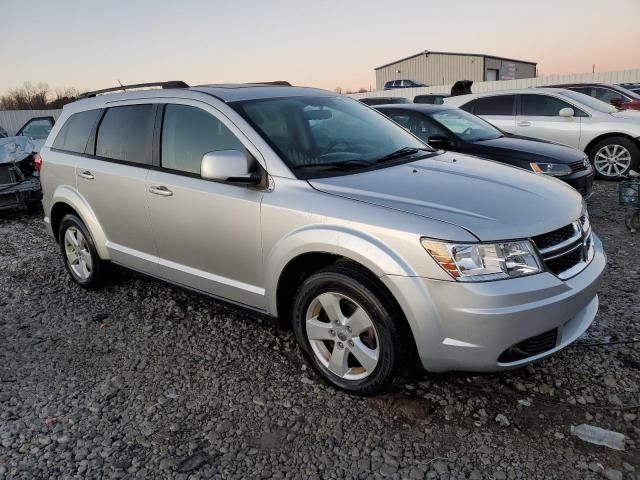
[
  {"x1": 446, "y1": 88, "x2": 640, "y2": 179},
  {"x1": 40, "y1": 82, "x2": 605, "y2": 394}
]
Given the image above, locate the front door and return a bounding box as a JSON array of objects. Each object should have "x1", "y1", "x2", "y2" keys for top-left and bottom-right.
[
  {"x1": 146, "y1": 103, "x2": 265, "y2": 308},
  {"x1": 515, "y1": 94, "x2": 582, "y2": 148}
]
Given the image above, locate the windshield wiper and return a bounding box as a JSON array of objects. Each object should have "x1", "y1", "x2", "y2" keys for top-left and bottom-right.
[
  {"x1": 294, "y1": 159, "x2": 375, "y2": 171},
  {"x1": 374, "y1": 146, "x2": 432, "y2": 164}
]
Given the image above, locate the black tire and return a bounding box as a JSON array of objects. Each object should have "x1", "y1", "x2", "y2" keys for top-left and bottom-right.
[
  {"x1": 292, "y1": 262, "x2": 409, "y2": 395},
  {"x1": 58, "y1": 214, "x2": 104, "y2": 289},
  {"x1": 588, "y1": 136, "x2": 639, "y2": 180}
]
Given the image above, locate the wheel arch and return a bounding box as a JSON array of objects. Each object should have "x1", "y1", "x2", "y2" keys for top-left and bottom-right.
[
  {"x1": 584, "y1": 132, "x2": 640, "y2": 157},
  {"x1": 48, "y1": 186, "x2": 110, "y2": 259},
  {"x1": 267, "y1": 225, "x2": 417, "y2": 321}
]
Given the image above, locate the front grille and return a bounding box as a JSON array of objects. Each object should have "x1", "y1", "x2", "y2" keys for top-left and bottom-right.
[
  {"x1": 569, "y1": 159, "x2": 588, "y2": 172},
  {"x1": 0, "y1": 166, "x2": 15, "y2": 185},
  {"x1": 498, "y1": 328, "x2": 558, "y2": 363},
  {"x1": 532, "y1": 219, "x2": 592, "y2": 279},
  {"x1": 532, "y1": 224, "x2": 577, "y2": 250},
  {"x1": 545, "y1": 246, "x2": 583, "y2": 275}
]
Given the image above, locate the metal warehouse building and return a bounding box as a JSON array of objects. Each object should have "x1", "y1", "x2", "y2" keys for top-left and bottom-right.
[{"x1": 375, "y1": 50, "x2": 537, "y2": 89}]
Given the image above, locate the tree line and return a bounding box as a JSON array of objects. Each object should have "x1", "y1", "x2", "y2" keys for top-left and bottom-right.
[{"x1": 0, "y1": 83, "x2": 79, "y2": 110}]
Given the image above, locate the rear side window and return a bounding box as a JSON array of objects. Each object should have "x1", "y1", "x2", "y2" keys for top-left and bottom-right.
[
  {"x1": 467, "y1": 95, "x2": 515, "y2": 116},
  {"x1": 52, "y1": 110, "x2": 101, "y2": 153},
  {"x1": 96, "y1": 105, "x2": 154, "y2": 164},
  {"x1": 521, "y1": 94, "x2": 578, "y2": 116},
  {"x1": 161, "y1": 104, "x2": 245, "y2": 174}
]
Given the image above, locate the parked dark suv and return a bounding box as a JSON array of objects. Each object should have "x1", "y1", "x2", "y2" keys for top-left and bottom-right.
[{"x1": 384, "y1": 80, "x2": 426, "y2": 90}]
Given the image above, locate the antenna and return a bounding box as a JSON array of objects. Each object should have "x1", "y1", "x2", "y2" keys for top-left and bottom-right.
[{"x1": 117, "y1": 80, "x2": 126, "y2": 91}]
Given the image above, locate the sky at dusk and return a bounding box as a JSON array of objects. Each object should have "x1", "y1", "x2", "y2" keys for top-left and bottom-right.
[{"x1": 1, "y1": 0, "x2": 639, "y2": 95}]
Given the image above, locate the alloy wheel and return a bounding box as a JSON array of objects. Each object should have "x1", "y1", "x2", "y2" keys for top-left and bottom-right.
[
  {"x1": 64, "y1": 227, "x2": 93, "y2": 281},
  {"x1": 305, "y1": 292, "x2": 380, "y2": 381},
  {"x1": 594, "y1": 144, "x2": 632, "y2": 177}
]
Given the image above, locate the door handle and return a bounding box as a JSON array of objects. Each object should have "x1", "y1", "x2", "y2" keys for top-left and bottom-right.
[
  {"x1": 78, "y1": 170, "x2": 94, "y2": 180},
  {"x1": 149, "y1": 185, "x2": 173, "y2": 197},
  {"x1": 518, "y1": 121, "x2": 531, "y2": 127}
]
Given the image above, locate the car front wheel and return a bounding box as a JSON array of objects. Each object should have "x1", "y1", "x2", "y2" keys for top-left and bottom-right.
[
  {"x1": 292, "y1": 263, "x2": 408, "y2": 395},
  {"x1": 589, "y1": 136, "x2": 639, "y2": 179}
]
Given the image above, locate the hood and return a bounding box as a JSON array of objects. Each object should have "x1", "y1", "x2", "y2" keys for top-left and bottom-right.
[
  {"x1": 309, "y1": 152, "x2": 584, "y2": 241},
  {"x1": 0, "y1": 136, "x2": 38, "y2": 165},
  {"x1": 472, "y1": 135, "x2": 585, "y2": 164}
]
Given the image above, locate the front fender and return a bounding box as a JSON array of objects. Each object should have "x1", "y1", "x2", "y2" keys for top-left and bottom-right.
[
  {"x1": 48, "y1": 185, "x2": 110, "y2": 260},
  {"x1": 264, "y1": 224, "x2": 417, "y2": 316}
]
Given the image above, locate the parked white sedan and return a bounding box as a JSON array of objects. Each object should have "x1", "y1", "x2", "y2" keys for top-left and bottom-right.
[{"x1": 446, "y1": 88, "x2": 640, "y2": 179}]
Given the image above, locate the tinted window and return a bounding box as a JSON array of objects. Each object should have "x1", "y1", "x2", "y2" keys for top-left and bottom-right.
[
  {"x1": 469, "y1": 95, "x2": 514, "y2": 115},
  {"x1": 521, "y1": 94, "x2": 576, "y2": 116},
  {"x1": 161, "y1": 104, "x2": 245, "y2": 174},
  {"x1": 96, "y1": 105, "x2": 154, "y2": 164},
  {"x1": 53, "y1": 110, "x2": 101, "y2": 153},
  {"x1": 384, "y1": 111, "x2": 445, "y2": 141},
  {"x1": 431, "y1": 109, "x2": 502, "y2": 141},
  {"x1": 593, "y1": 87, "x2": 627, "y2": 104}
]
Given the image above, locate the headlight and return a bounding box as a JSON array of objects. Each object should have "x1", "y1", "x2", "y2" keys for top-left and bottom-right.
[
  {"x1": 530, "y1": 162, "x2": 572, "y2": 176},
  {"x1": 421, "y1": 239, "x2": 541, "y2": 281}
]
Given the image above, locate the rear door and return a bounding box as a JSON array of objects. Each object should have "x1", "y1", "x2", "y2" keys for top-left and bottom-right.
[
  {"x1": 77, "y1": 104, "x2": 159, "y2": 275},
  {"x1": 515, "y1": 94, "x2": 583, "y2": 148},
  {"x1": 146, "y1": 101, "x2": 265, "y2": 308},
  {"x1": 461, "y1": 95, "x2": 516, "y2": 133}
]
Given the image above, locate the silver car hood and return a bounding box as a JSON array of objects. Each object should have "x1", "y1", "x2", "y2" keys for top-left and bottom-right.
[{"x1": 309, "y1": 152, "x2": 584, "y2": 241}]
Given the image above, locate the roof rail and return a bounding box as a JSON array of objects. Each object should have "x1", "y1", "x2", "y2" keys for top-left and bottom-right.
[
  {"x1": 77, "y1": 81, "x2": 190, "y2": 99},
  {"x1": 249, "y1": 81, "x2": 292, "y2": 86}
]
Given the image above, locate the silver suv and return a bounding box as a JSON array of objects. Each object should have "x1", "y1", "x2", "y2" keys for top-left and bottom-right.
[{"x1": 41, "y1": 81, "x2": 605, "y2": 394}]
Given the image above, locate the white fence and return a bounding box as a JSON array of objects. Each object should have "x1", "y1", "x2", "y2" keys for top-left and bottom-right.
[
  {"x1": 348, "y1": 69, "x2": 640, "y2": 100},
  {"x1": 0, "y1": 109, "x2": 63, "y2": 136}
]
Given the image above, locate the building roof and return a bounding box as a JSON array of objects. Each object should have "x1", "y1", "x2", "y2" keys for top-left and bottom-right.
[{"x1": 375, "y1": 50, "x2": 537, "y2": 70}]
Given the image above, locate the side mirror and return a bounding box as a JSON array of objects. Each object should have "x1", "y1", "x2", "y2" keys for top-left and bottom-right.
[
  {"x1": 559, "y1": 107, "x2": 574, "y2": 118},
  {"x1": 200, "y1": 150, "x2": 262, "y2": 185},
  {"x1": 427, "y1": 134, "x2": 452, "y2": 149}
]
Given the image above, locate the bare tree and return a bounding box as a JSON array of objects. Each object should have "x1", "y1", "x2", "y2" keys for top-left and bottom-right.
[
  {"x1": 0, "y1": 82, "x2": 78, "y2": 110},
  {"x1": 334, "y1": 86, "x2": 343, "y2": 94}
]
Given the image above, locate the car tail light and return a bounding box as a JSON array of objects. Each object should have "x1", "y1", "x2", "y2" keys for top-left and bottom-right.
[{"x1": 34, "y1": 153, "x2": 42, "y2": 172}]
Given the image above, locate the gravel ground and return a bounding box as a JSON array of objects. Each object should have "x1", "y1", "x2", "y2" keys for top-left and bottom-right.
[{"x1": 1, "y1": 181, "x2": 638, "y2": 479}]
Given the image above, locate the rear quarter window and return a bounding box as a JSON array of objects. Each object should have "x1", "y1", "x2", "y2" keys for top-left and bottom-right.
[
  {"x1": 95, "y1": 105, "x2": 154, "y2": 164},
  {"x1": 52, "y1": 110, "x2": 102, "y2": 153}
]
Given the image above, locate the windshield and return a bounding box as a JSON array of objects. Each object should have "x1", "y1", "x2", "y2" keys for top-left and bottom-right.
[
  {"x1": 232, "y1": 95, "x2": 433, "y2": 178},
  {"x1": 430, "y1": 108, "x2": 502, "y2": 141},
  {"x1": 556, "y1": 90, "x2": 617, "y2": 113}
]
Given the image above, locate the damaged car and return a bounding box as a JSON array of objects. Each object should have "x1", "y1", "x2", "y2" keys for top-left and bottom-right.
[{"x1": 0, "y1": 116, "x2": 54, "y2": 210}]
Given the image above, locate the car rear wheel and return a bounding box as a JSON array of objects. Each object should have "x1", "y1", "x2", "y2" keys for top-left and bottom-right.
[
  {"x1": 58, "y1": 214, "x2": 103, "y2": 289},
  {"x1": 292, "y1": 263, "x2": 407, "y2": 395},
  {"x1": 589, "y1": 137, "x2": 639, "y2": 179}
]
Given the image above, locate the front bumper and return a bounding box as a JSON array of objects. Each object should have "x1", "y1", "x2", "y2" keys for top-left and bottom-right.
[
  {"x1": 381, "y1": 234, "x2": 606, "y2": 372},
  {"x1": 560, "y1": 169, "x2": 595, "y2": 199},
  {"x1": 0, "y1": 177, "x2": 41, "y2": 210}
]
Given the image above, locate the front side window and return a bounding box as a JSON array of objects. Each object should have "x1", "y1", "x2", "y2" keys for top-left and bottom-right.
[
  {"x1": 96, "y1": 105, "x2": 154, "y2": 164},
  {"x1": 18, "y1": 117, "x2": 54, "y2": 139},
  {"x1": 53, "y1": 109, "x2": 101, "y2": 153},
  {"x1": 161, "y1": 104, "x2": 245, "y2": 174},
  {"x1": 232, "y1": 95, "x2": 431, "y2": 178},
  {"x1": 521, "y1": 94, "x2": 577, "y2": 116},
  {"x1": 430, "y1": 109, "x2": 502, "y2": 141},
  {"x1": 468, "y1": 95, "x2": 515, "y2": 116}
]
